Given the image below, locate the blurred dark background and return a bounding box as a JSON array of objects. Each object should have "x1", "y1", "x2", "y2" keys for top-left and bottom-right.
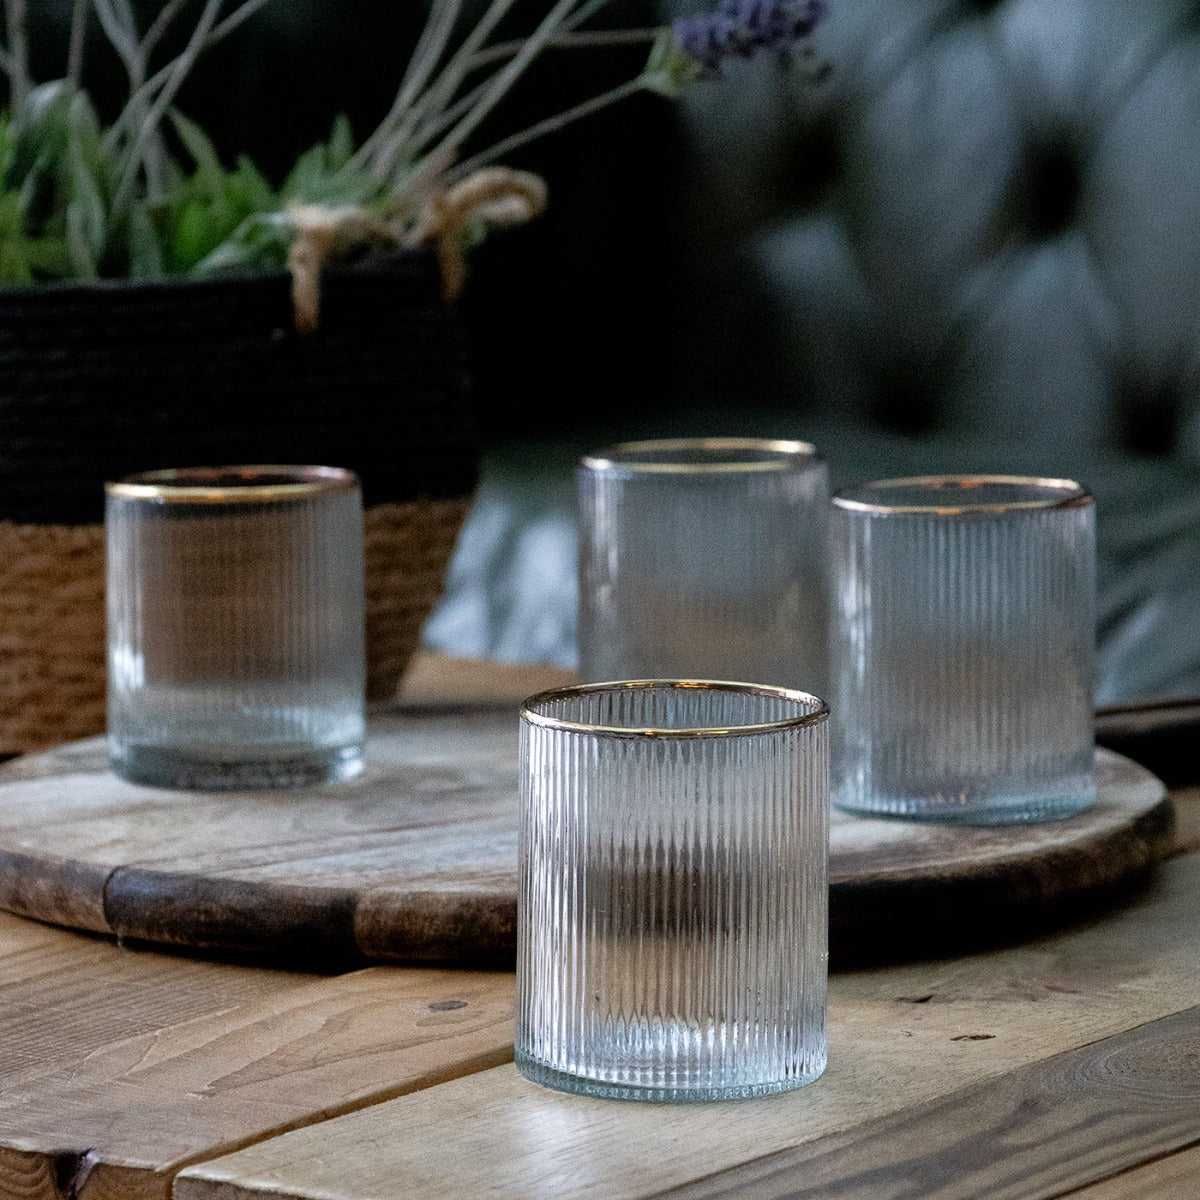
[
  {"x1": 22, "y1": 0, "x2": 1200, "y2": 705},
  {"x1": 30, "y1": 0, "x2": 1200, "y2": 453}
]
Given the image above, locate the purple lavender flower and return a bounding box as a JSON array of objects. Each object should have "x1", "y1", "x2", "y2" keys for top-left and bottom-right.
[{"x1": 673, "y1": 0, "x2": 827, "y2": 79}]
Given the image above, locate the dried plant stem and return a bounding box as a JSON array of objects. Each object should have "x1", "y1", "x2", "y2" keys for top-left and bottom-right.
[
  {"x1": 470, "y1": 26, "x2": 660, "y2": 71},
  {"x1": 67, "y1": 0, "x2": 89, "y2": 88},
  {"x1": 405, "y1": 26, "x2": 659, "y2": 162},
  {"x1": 557, "y1": 0, "x2": 615, "y2": 31},
  {"x1": 94, "y1": 0, "x2": 166, "y2": 196},
  {"x1": 382, "y1": 0, "x2": 464, "y2": 139},
  {"x1": 104, "y1": 0, "x2": 271, "y2": 154},
  {"x1": 4, "y1": 0, "x2": 29, "y2": 115},
  {"x1": 141, "y1": 0, "x2": 191, "y2": 59},
  {"x1": 111, "y1": 0, "x2": 225, "y2": 218},
  {"x1": 448, "y1": 75, "x2": 647, "y2": 181},
  {"x1": 208, "y1": 0, "x2": 272, "y2": 43},
  {"x1": 379, "y1": 0, "x2": 523, "y2": 164},
  {"x1": 387, "y1": 0, "x2": 615, "y2": 172},
  {"x1": 92, "y1": 0, "x2": 137, "y2": 64},
  {"x1": 112, "y1": 0, "x2": 139, "y2": 35},
  {"x1": 354, "y1": 0, "x2": 516, "y2": 171},
  {"x1": 411, "y1": 0, "x2": 582, "y2": 195}
]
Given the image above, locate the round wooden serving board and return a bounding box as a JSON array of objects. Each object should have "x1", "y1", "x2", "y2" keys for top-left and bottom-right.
[{"x1": 0, "y1": 708, "x2": 1173, "y2": 968}]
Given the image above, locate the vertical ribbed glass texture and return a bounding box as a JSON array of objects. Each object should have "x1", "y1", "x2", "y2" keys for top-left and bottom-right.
[
  {"x1": 578, "y1": 439, "x2": 829, "y2": 696},
  {"x1": 106, "y1": 466, "x2": 365, "y2": 789},
  {"x1": 830, "y1": 476, "x2": 1096, "y2": 824},
  {"x1": 517, "y1": 680, "x2": 829, "y2": 1102}
]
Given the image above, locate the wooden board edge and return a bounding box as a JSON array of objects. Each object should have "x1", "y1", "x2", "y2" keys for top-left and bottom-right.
[
  {"x1": 102, "y1": 868, "x2": 366, "y2": 969},
  {"x1": 829, "y1": 795, "x2": 1176, "y2": 967},
  {"x1": 0, "y1": 846, "x2": 112, "y2": 933},
  {"x1": 830, "y1": 747, "x2": 1169, "y2": 886},
  {"x1": 0, "y1": 1146, "x2": 66, "y2": 1200},
  {"x1": 354, "y1": 888, "x2": 517, "y2": 964}
]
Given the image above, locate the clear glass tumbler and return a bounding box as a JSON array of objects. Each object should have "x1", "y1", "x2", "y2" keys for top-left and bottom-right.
[
  {"x1": 517, "y1": 680, "x2": 829, "y2": 1102},
  {"x1": 106, "y1": 466, "x2": 365, "y2": 789},
  {"x1": 577, "y1": 438, "x2": 829, "y2": 695},
  {"x1": 830, "y1": 475, "x2": 1096, "y2": 824}
]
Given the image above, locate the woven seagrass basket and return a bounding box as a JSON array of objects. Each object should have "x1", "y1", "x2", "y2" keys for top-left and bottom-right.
[{"x1": 0, "y1": 251, "x2": 478, "y2": 755}]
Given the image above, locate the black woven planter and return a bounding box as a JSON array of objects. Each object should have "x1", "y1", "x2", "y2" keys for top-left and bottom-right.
[
  {"x1": 0, "y1": 251, "x2": 478, "y2": 522},
  {"x1": 0, "y1": 251, "x2": 480, "y2": 751}
]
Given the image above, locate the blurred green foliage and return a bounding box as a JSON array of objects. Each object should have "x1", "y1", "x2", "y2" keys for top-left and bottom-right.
[{"x1": 0, "y1": 75, "x2": 390, "y2": 284}]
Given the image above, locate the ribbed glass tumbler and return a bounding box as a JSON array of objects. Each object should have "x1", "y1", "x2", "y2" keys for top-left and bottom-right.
[
  {"x1": 106, "y1": 466, "x2": 366, "y2": 790},
  {"x1": 577, "y1": 438, "x2": 829, "y2": 694},
  {"x1": 517, "y1": 680, "x2": 829, "y2": 1102},
  {"x1": 830, "y1": 476, "x2": 1096, "y2": 824}
]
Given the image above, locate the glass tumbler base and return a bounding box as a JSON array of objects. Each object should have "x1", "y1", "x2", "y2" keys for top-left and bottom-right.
[
  {"x1": 514, "y1": 1051, "x2": 827, "y2": 1104},
  {"x1": 834, "y1": 786, "x2": 1096, "y2": 826},
  {"x1": 110, "y1": 741, "x2": 364, "y2": 791}
]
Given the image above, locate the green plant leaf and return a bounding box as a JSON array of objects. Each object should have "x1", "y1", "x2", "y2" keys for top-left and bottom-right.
[
  {"x1": 7, "y1": 83, "x2": 73, "y2": 231},
  {"x1": 17, "y1": 80, "x2": 71, "y2": 131},
  {"x1": 67, "y1": 91, "x2": 103, "y2": 160},
  {"x1": 65, "y1": 203, "x2": 98, "y2": 278},
  {"x1": 23, "y1": 235, "x2": 73, "y2": 277},
  {"x1": 0, "y1": 190, "x2": 32, "y2": 284},
  {"x1": 282, "y1": 140, "x2": 380, "y2": 208},
  {"x1": 191, "y1": 211, "x2": 292, "y2": 276},
  {"x1": 66, "y1": 91, "x2": 115, "y2": 201},
  {"x1": 0, "y1": 113, "x2": 17, "y2": 185},
  {"x1": 190, "y1": 237, "x2": 261, "y2": 275},
  {"x1": 0, "y1": 245, "x2": 32, "y2": 285},
  {"x1": 641, "y1": 29, "x2": 699, "y2": 99},
  {"x1": 67, "y1": 135, "x2": 107, "y2": 260},
  {"x1": 281, "y1": 143, "x2": 326, "y2": 200},
  {"x1": 232, "y1": 155, "x2": 276, "y2": 212},
  {"x1": 168, "y1": 199, "x2": 220, "y2": 272},
  {"x1": 9, "y1": 81, "x2": 71, "y2": 177},
  {"x1": 126, "y1": 202, "x2": 164, "y2": 280},
  {"x1": 328, "y1": 113, "x2": 355, "y2": 171},
  {"x1": 169, "y1": 108, "x2": 225, "y2": 197}
]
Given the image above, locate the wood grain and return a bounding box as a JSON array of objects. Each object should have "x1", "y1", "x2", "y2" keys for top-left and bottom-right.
[
  {"x1": 0, "y1": 1148, "x2": 60, "y2": 1200},
  {"x1": 0, "y1": 708, "x2": 1171, "y2": 967},
  {"x1": 1166, "y1": 786, "x2": 1200, "y2": 856},
  {"x1": 176, "y1": 850, "x2": 1200, "y2": 1200},
  {"x1": 658, "y1": 1003, "x2": 1200, "y2": 1198},
  {"x1": 396, "y1": 653, "x2": 576, "y2": 709},
  {"x1": 1059, "y1": 1143, "x2": 1200, "y2": 1199},
  {"x1": 0, "y1": 909, "x2": 514, "y2": 1200}
]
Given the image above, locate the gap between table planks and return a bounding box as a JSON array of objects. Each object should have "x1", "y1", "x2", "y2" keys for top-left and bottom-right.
[
  {"x1": 169, "y1": 844, "x2": 1200, "y2": 1200},
  {"x1": 1058, "y1": 1143, "x2": 1200, "y2": 1200},
  {"x1": 0, "y1": 911, "x2": 515, "y2": 1200}
]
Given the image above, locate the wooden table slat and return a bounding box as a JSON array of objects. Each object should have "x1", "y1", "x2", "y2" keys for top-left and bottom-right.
[
  {"x1": 1059, "y1": 1142, "x2": 1200, "y2": 1200},
  {"x1": 0, "y1": 657, "x2": 1194, "y2": 1200},
  {"x1": 660, "y1": 1003, "x2": 1200, "y2": 1199},
  {"x1": 0, "y1": 909, "x2": 513, "y2": 1200},
  {"x1": 175, "y1": 852, "x2": 1200, "y2": 1200}
]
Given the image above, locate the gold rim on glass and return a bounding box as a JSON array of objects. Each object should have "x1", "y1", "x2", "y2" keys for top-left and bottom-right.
[
  {"x1": 520, "y1": 679, "x2": 829, "y2": 739},
  {"x1": 580, "y1": 437, "x2": 821, "y2": 476},
  {"x1": 105, "y1": 465, "x2": 361, "y2": 504},
  {"x1": 831, "y1": 474, "x2": 1093, "y2": 516}
]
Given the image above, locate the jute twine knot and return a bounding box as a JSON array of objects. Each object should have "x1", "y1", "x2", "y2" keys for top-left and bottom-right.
[
  {"x1": 410, "y1": 168, "x2": 548, "y2": 304},
  {"x1": 286, "y1": 168, "x2": 548, "y2": 334}
]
